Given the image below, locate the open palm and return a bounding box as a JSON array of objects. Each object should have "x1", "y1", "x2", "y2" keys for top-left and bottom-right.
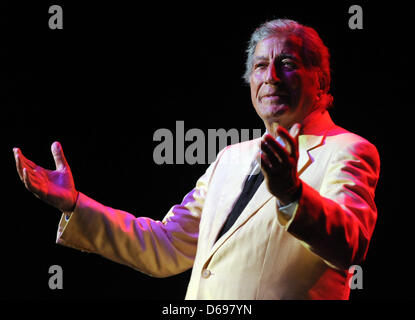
[{"x1": 13, "y1": 142, "x2": 78, "y2": 212}]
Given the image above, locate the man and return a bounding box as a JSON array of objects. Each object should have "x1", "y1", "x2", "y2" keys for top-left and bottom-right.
[{"x1": 13, "y1": 19, "x2": 380, "y2": 299}]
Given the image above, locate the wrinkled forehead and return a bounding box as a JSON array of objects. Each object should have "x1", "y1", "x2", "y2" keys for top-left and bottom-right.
[{"x1": 254, "y1": 34, "x2": 305, "y2": 61}]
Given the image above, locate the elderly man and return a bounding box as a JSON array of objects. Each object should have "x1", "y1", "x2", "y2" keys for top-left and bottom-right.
[{"x1": 13, "y1": 19, "x2": 380, "y2": 299}]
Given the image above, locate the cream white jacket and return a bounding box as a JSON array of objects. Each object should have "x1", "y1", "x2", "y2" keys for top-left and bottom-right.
[{"x1": 56, "y1": 111, "x2": 380, "y2": 299}]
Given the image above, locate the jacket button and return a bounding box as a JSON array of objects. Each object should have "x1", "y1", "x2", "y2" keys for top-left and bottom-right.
[{"x1": 202, "y1": 269, "x2": 211, "y2": 278}]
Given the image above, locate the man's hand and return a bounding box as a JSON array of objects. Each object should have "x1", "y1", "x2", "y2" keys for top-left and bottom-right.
[
  {"x1": 13, "y1": 141, "x2": 78, "y2": 213},
  {"x1": 260, "y1": 123, "x2": 302, "y2": 206}
]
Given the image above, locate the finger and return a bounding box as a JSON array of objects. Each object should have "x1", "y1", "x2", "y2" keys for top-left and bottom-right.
[
  {"x1": 289, "y1": 123, "x2": 301, "y2": 139},
  {"x1": 51, "y1": 141, "x2": 68, "y2": 171},
  {"x1": 19, "y1": 150, "x2": 37, "y2": 170},
  {"x1": 263, "y1": 134, "x2": 290, "y2": 164},
  {"x1": 13, "y1": 149, "x2": 24, "y2": 181},
  {"x1": 261, "y1": 139, "x2": 280, "y2": 166},
  {"x1": 14, "y1": 148, "x2": 37, "y2": 181},
  {"x1": 277, "y1": 126, "x2": 298, "y2": 156},
  {"x1": 260, "y1": 150, "x2": 273, "y2": 171},
  {"x1": 23, "y1": 168, "x2": 35, "y2": 193},
  {"x1": 14, "y1": 148, "x2": 37, "y2": 169}
]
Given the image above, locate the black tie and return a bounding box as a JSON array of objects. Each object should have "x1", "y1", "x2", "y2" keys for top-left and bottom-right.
[{"x1": 215, "y1": 170, "x2": 264, "y2": 242}]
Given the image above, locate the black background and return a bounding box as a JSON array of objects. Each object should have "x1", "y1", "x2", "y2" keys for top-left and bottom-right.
[{"x1": 1, "y1": 0, "x2": 412, "y2": 302}]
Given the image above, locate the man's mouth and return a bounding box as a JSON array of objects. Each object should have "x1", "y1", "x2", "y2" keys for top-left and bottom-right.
[{"x1": 260, "y1": 93, "x2": 289, "y2": 102}]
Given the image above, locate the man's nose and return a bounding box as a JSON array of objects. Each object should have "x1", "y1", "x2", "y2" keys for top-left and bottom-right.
[{"x1": 264, "y1": 63, "x2": 280, "y2": 84}]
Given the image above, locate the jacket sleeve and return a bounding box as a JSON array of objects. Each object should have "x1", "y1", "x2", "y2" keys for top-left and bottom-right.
[
  {"x1": 56, "y1": 155, "x2": 222, "y2": 278},
  {"x1": 284, "y1": 139, "x2": 380, "y2": 270}
]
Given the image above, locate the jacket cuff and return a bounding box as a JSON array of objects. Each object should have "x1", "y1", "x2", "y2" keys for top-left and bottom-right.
[{"x1": 56, "y1": 192, "x2": 97, "y2": 252}]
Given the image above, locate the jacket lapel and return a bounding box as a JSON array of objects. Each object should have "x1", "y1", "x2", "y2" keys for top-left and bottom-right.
[
  {"x1": 206, "y1": 139, "x2": 260, "y2": 249},
  {"x1": 297, "y1": 133, "x2": 325, "y2": 175},
  {"x1": 297, "y1": 110, "x2": 336, "y2": 175}
]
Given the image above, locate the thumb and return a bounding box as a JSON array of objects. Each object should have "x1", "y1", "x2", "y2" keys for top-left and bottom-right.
[{"x1": 51, "y1": 141, "x2": 68, "y2": 170}]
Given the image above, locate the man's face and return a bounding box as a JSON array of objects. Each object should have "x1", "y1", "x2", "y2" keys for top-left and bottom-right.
[{"x1": 250, "y1": 35, "x2": 321, "y2": 132}]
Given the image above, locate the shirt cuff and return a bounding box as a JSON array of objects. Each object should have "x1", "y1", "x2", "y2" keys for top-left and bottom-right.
[
  {"x1": 277, "y1": 199, "x2": 299, "y2": 227},
  {"x1": 57, "y1": 192, "x2": 83, "y2": 243},
  {"x1": 62, "y1": 191, "x2": 80, "y2": 221}
]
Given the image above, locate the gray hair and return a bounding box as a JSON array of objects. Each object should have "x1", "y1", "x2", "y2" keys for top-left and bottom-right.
[{"x1": 243, "y1": 19, "x2": 333, "y2": 109}]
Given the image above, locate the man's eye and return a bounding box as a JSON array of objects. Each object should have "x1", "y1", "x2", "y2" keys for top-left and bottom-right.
[
  {"x1": 255, "y1": 63, "x2": 267, "y2": 70},
  {"x1": 281, "y1": 59, "x2": 297, "y2": 69}
]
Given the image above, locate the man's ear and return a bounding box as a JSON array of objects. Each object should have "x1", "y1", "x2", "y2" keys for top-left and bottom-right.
[
  {"x1": 316, "y1": 69, "x2": 328, "y2": 92},
  {"x1": 313, "y1": 70, "x2": 324, "y2": 101},
  {"x1": 316, "y1": 69, "x2": 334, "y2": 109}
]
